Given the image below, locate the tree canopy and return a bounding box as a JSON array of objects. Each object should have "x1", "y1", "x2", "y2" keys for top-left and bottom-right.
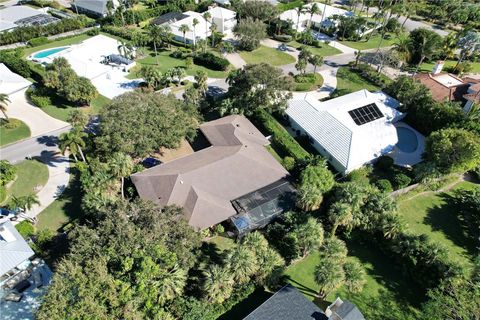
[
  {"x1": 233, "y1": 17, "x2": 267, "y2": 51},
  {"x1": 96, "y1": 91, "x2": 200, "y2": 157}
]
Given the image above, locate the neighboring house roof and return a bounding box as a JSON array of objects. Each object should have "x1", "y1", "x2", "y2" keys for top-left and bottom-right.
[
  {"x1": 131, "y1": 115, "x2": 289, "y2": 230},
  {"x1": 74, "y1": 0, "x2": 112, "y2": 15},
  {"x1": 244, "y1": 284, "x2": 327, "y2": 320},
  {"x1": 152, "y1": 11, "x2": 189, "y2": 25},
  {"x1": 326, "y1": 298, "x2": 365, "y2": 320},
  {"x1": 0, "y1": 5, "x2": 57, "y2": 31},
  {"x1": 286, "y1": 90, "x2": 402, "y2": 174},
  {"x1": 279, "y1": 3, "x2": 351, "y2": 29},
  {"x1": 208, "y1": 6, "x2": 236, "y2": 20},
  {"x1": 0, "y1": 63, "x2": 32, "y2": 95},
  {"x1": 414, "y1": 72, "x2": 470, "y2": 102},
  {"x1": 0, "y1": 220, "x2": 35, "y2": 277}
]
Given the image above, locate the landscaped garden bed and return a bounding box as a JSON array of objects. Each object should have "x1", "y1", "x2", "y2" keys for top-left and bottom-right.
[{"x1": 293, "y1": 73, "x2": 324, "y2": 92}]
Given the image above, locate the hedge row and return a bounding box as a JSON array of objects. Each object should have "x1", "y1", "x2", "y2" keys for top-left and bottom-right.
[
  {"x1": 253, "y1": 109, "x2": 310, "y2": 161},
  {"x1": 193, "y1": 52, "x2": 229, "y2": 71}
]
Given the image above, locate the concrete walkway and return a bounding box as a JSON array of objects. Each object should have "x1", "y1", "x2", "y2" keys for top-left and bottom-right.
[
  {"x1": 291, "y1": 65, "x2": 339, "y2": 101},
  {"x1": 3, "y1": 89, "x2": 69, "y2": 138},
  {"x1": 225, "y1": 53, "x2": 247, "y2": 69}
]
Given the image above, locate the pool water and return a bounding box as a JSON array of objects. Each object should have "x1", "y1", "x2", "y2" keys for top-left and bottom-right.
[
  {"x1": 33, "y1": 47, "x2": 68, "y2": 59},
  {"x1": 396, "y1": 127, "x2": 418, "y2": 153}
]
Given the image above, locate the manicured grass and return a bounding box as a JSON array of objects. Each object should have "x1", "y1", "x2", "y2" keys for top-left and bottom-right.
[
  {"x1": 293, "y1": 73, "x2": 324, "y2": 92},
  {"x1": 277, "y1": 0, "x2": 303, "y2": 12},
  {"x1": 239, "y1": 45, "x2": 296, "y2": 66},
  {"x1": 287, "y1": 41, "x2": 342, "y2": 57},
  {"x1": 23, "y1": 33, "x2": 91, "y2": 57},
  {"x1": 419, "y1": 59, "x2": 480, "y2": 74},
  {"x1": 0, "y1": 118, "x2": 31, "y2": 146},
  {"x1": 127, "y1": 48, "x2": 231, "y2": 79},
  {"x1": 333, "y1": 66, "x2": 381, "y2": 96},
  {"x1": 284, "y1": 238, "x2": 421, "y2": 320},
  {"x1": 0, "y1": 160, "x2": 49, "y2": 206},
  {"x1": 266, "y1": 145, "x2": 283, "y2": 163},
  {"x1": 397, "y1": 180, "x2": 479, "y2": 266},
  {"x1": 36, "y1": 170, "x2": 82, "y2": 232},
  {"x1": 36, "y1": 94, "x2": 111, "y2": 122},
  {"x1": 339, "y1": 33, "x2": 400, "y2": 50},
  {"x1": 207, "y1": 235, "x2": 236, "y2": 252}
]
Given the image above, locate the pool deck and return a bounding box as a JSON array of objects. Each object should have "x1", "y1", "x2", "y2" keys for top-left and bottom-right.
[{"x1": 389, "y1": 122, "x2": 425, "y2": 167}]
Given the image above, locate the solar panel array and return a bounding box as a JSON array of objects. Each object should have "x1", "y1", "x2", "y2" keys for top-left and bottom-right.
[
  {"x1": 348, "y1": 103, "x2": 384, "y2": 126},
  {"x1": 15, "y1": 14, "x2": 59, "y2": 27}
]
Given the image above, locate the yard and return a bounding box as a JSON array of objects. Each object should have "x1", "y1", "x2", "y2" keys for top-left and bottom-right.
[
  {"x1": 339, "y1": 33, "x2": 400, "y2": 50},
  {"x1": 0, "y1": 118, "x2": 30, "y2": 146},
  {"x1": 239, "y1": 45, "x2": 296, "y2": 66},
  {"x1": 333, "y1": 66, "x2": 381, "y2": 96},
  {"x1": 287, "y1": 41, "x2": 342, "y2": 57},
  {"x1": 293, "y1": 73, "x2": 324, "y2": 92},
  {"x1": 397, "y1": 180, "x2": 478, "y2": 267},
  {"x1": 419, "y1": 59, "x2": 480, "y2": 74},
  {"x1": 284, "y1": 238, "x2": 422, "y2": 320},
  {"x1": 0, "y1": 160, "x2": 49, "y2": 205},
  {"x1": 127, "y1": 48, "x2": 232, "y2": 79},
  {"x1": 22, "y1": 33, "x2": 91, "y2": 57}
]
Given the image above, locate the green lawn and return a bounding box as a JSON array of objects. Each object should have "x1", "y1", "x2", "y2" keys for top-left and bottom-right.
[
  {"x1": 1, "y1": 160, "x2": 49, "y2": 206},
  {"x1": 397, "y1": 180, "x2": 478, "y2": 266},
  {"x1": 284, "y1": 239, "x2": 421, "y2": 320},
  {"x1": 36, "y1": 94, "x2": 111, "y2": 122},
  {"x1": 333, "y1": 66, "x2": 381, "y2": 96},
  {"x1": 128, "y1": 48, "x2": 231, "y2": 79},
  {"x1": 419, "y1": 59, "x2": 480, "y2": 74},
  {"x1": 287, "y1": 41, "x2": 342, "y2": 57},
  {"x1": 294, "y1": 73, "x2": 324, "y2": 92},
  {"x1": 339, "y1": 33, "x2": 400, "y2": 50},
  {"x1": 0, "y1": 118, "x2": 31, "y2": 146},
  {"x1": 207, "y1": 235, "x2": 236, "y2": 252},
  {"x1": 23, "y1": 33, "x2": 91, "y2": 57},
  {"x1": 239, "y1": 46, "x2": 296, "y2": 66},
  {"x1": 277, "y1": 0, "x2": 304, "y2": 12},
  {"x1": 36, "y1": 170, "x2": 82, "y2": 232}
]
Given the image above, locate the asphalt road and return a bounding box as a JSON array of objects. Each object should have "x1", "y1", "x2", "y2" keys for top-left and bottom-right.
[{"x1": 0, "y1": 127, "x2": 71, "y2": 164}]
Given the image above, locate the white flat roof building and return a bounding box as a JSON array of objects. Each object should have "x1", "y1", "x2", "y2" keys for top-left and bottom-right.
[
  {"x1": 0, "y1": 5, "x2": 58, "y2": 32},
  {"x1": 0, "y1": 63, "x2": 32, "y2": 96},
  {"x1": 279, "y1": 3, "x2": 352, "y2": 32},
  {"x1": 286, "y1": 90, "x2": 404, "y2": 174}
]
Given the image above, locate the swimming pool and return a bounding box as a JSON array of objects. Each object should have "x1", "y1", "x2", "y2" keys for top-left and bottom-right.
[
  {"x1": 396, "y1": 127, "x2": 418, "y2": 153},
  {"x1": 33, "y1": 47, "x2": 68, "y2": 59}
]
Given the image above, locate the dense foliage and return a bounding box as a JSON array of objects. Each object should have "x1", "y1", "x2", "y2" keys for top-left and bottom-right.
[
  {"x1": 95, "y1": 91, "x2": 200, "y2": 157},
  {"x1": 296, "y1": 161, "x2": 335, "y2": 211},
  {"x1": 0, "y1": 160, "x2": 16, "y2": 186},
  {"x1": 233, "y1": 17, "x2": 267, "y2": 51},
  {"x1": 0, "y1": 49, "x2": 32, "y2": 78},
  {"x1": 193, "y1": 52, "x2": 230, "y2": 71}
]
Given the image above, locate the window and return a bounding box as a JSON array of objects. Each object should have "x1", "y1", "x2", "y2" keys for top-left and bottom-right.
[{"x1": 348, "y1": 103, "x2": 384, "y2": 126}]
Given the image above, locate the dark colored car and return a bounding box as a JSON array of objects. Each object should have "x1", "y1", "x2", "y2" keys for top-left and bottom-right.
[
  {"x1": 142, "y1": 157, "x2": 161, "y2": 168},
  {"x1": 0, "y1": 208, "x2": 17, "y2": 220}
]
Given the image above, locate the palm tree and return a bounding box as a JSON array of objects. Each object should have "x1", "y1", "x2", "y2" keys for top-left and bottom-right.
[
  {"x1": 203, "y1": 12, "x2": 211, "y2": 39},
  {"x1": 156, "y1": 265, "x2": 187, "y2": 305},
  {"x1": 328, "y1": 202, "x2": 353, "y2": 236},
  {"x1": 354, "y1": 50, "x2": 363, "y2": 66},
  {"x1": 179, "y1": 24, "x2": 190, "y2": 47},
  {"x1": 297, "y1": 184, "x2": 323, "y2": 211},
  {"x1": 442, "y1": 32, "x2": 457, "y2": 60},
  {"x1": 343, "y1": 260, "x2": 366, "y2": 294},
  {"x1": 196, "y1": 38, "x2": 208, "y2": 54},
  {"x1": 209, "y1": 23, "x2": 218, "y2": 47},
  {"x1": 320, "y1": 237, "x2": 348, "y2": 262},
  {"x1": 242, "y1": 231, "x2": 269, "y2": 255},
  {"x1": 0, "y1": 93, "x2": 11, "y2": 121},
  {"x1": 58, "y1": 128, "x2": 87, "y2": 162},
  {"x1": 194, "y1": 70, "x2": 208, "y2": 96},
  {"x1": 9, "y1": 194, "x2": 40, "y2": 212},
  {"x1": 314, "y1": 258, "x2": 345, "y2": 299},
  {"x1": 393, "y1": 34, "x2": 412, "y2": 67},
  {"x1": 117, "y1": 41, "x2": 133, "y2": 59},
  {"x1": 149, "y1": 25, "x2": 162, "y2": 65},
  {"x1": 228, "y1": 245, "x2": 258, "y2": 284},
  {"x1": 413, "y1": 30, "x2": 442, "y2": 74},
  {"x1": 308, "y1": 3, "x2": 320, "y2": 29},
  {"x1": 192, "y1": 18, "x2": 199, "y2": 47},
  {"x1": 294, "y1": 6, "x2": 305, "y2": 32},
  {"x1": 203, "y1": 264, "x2": 234, "y2": 303},
  {"x1": 308, "y1": 54, "x2": 323, "y2": 73},
  {"x1": 109, "y1": 152, "x2": 133, "y2": 199}
]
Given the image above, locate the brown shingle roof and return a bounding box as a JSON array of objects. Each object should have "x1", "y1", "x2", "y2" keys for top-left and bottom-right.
[
  {"x1": 131, "y1": 115, "x2": 289, "y2": 230},
  {"x1": 414, "y1": 73, "x2": 470, "y2": 102}
]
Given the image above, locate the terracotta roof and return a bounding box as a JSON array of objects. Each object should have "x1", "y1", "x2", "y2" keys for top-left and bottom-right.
[
  {"x1": 414, "y1": 73, "x2": 470, "y2": 102},
  {"x1": 131, "y1": 115, "x2": 289, "y2": 230}
]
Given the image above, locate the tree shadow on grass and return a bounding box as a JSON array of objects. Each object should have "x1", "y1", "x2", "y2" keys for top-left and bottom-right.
[
  {"x1": 217, "y1": 288, "x2": 273, "y2": 320},
  {"x1": 424, "y1": 192, "x2": 477, "y2": 257},
  {"x1": 283, "y1": 276, "x2": 319, "y2": 299}
]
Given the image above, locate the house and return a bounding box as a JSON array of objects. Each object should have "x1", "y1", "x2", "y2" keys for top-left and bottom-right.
[
  {"x1": 72, "y1": 0, "x2": 118, "y2": 17},
  {"x1": 152, "y1": 7, "x2": 237, "y2": 44},
  {"x1": 279, "y1": 3, "x2": 352, "y2": 32},
  {"x1": 243, "y1": 284, "x2": 327, "y2": 320},
  {"x1": 414, "y1": 61, "x2": 480, "y2": 112},
  {"x1": 325, "y1": 297, "x2": 365, "y2": 320},
  {"x1": 131, "y1": 115, "x2": 295, "y2": 233},
  {"x1": 0, "y1": 5, "x2": 58, "y2": 32},
  {"x1": 0, "y1": 219, "x2": 53, "y2": 319},
  {"x1": 286, "y1": 90, "x2": 405, "y2": 174},
  {"x1": 0, "y1": 63, "x2": 32, "y2": 96}
]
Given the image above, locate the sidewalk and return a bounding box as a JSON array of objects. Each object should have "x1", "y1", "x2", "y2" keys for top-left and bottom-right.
[
  {"x1": 291, "y1": 65, "x2": 339, "y2": 100},
  {"x1": 225, "y1": 52, "x2": 247, "y2": 69}
]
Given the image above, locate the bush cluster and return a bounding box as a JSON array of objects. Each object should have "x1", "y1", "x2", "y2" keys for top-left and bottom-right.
[
  {"x1": 28, "y1": 37, "x2": 49, "y2": 47},
  {"x1": 27, "y1": 87, "x2": 53, "y2": 108},
  {"x1": 253, "y1": 110, "x2": 310, "y2": 161},
  {"x1": 193, "y1": 52, "x2": 229, "y2": 71},
  {"x1": 273, "y1": 34, "x2": 293, "y2": 42},
  {"x1": 0, "y1": 49, "x2": 32, "y2": 78}
]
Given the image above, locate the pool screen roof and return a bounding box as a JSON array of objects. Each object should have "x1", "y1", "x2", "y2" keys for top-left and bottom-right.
[
  {"x1": 230, "y1": 179, "x2": 296, "y2": 233},
  {"x1": 348, "y1": 103, "x2": 384, "y2": 126}
]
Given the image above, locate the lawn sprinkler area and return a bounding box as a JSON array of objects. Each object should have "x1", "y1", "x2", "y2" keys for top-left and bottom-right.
[{"x1": 29, "y1": 35, "x2": 143, "y2": 99}]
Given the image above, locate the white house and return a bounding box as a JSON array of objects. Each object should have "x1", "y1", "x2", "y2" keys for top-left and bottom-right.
[
  {"x1": 279, "y1": 3, "x2": 352, "y2": 32},
  {"x1": 208, "y1": 7, "x2": 237, "y2": 34},
  {"x1": 0, "y1": 64, "x2": 32, "y2": 96},
  {"x1": 0, "y1": 220, "x2": 34, "y2": 278},
  {"x1": 286, "y1": 90, "x2": 404, "y2": 174}
]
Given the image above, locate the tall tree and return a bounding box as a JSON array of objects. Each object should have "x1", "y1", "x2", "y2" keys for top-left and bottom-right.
[
  {"x1": 233, "y1": 17, "x2": 267, "y2": 51},
  {"x1": 455, "y1": 31, "x2": 480, "y2": 71},
  {"x1": 203, "y1": 12, "x2": 211, "y2": 41},
  {"x1": 296, "y1": 163, "x2": 335, "y2": 211},
  {"x1": 314, "y1": 258, "x2": 345, "y2": 299},
  {"x1": 148, "y1": 25, "x2": 162, "y2": 65},
  {"x1": 9, "y1": 193, "x2": 40, "y2": 212},
  {"x1": 308, "y1": 54, "x2": 323, "y2": 73},
  {"x1": 343, "y1": 260, "x2": 367, "y2": 293},
  {"x1": 192, "y1": 18, "x2": 199, "y2": 47},
  {"x1": 108, "y1": 152, "x2": 133, "y2": 199},
  {"x1": 291, "y1": 217, "x2": 324, "y2": 257},
  {"x1": 408, "y1": 28, "x2": 442, "y2": 73},
  {"x1": 0, "y1": 93, "x2": 10, "y2": 121},
  {"x1": 308, "y1": 3, "x2": 320, "y2": 29},
  {"x1": 328, "y1": 202, "x2": 353, "y2": 236},
  {"x1": 179, "y1": 24, "x2": 191, "y2": 47},
  {"x1": 59, "y1": 127, "x2": 87, "y2": 162},
  {"x1": 227, "y1": 245, "x2": 258, "y2": 284},
  {"x1": 194, "y1": 70, "x2": 208, "y2": 96},
  {"x1": 202, "y1": 264, "x2": 234, "y2": 303}
]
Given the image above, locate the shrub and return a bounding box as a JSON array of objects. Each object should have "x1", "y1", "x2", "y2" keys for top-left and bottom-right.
[
  {"x1": 87, "y1": 28, "x2": 100, "y2": 36},
  {"x1": 193, "y1": 52, "x2": 229, "y2": 71},
  {"x1": 0, "y1": 160, "x2": 16, "y2": 185},
  {"x1": 347, "y1": 167, "x2": 372, "y2": 185},
  {"x1": 376, "y1": 179, "x2": 393, "y2": 193},
  {"x1": 282, "y1": 156, "x2": 295, "y2": 171},
  {"x1": 294, "y1": 73, "x2": 316, "y2": 83},
  {"x1": 375, "y1": 155, "x2": 394, "y2": 171},
  {"x1": 393, "y1": 173, "x2": 412, "y2": 189},
  {"x1": 15, "y1": 221, "x2": 35, "y2": 239},
  {"x1": 27, "y1": 89, "x2": 52, "y2": 108},
  {"x1": 213, "y1": 224, "x2": 224, "y2": 235},
  {"x1": 0, "y1": 49, "x2": 32, "y2": 78},
  {"x1": 273, "y1": 34, "x2": 293, "y2": 42},
  {"x1": 28, "y1": 37, "x2": 49, "y2": 47}
]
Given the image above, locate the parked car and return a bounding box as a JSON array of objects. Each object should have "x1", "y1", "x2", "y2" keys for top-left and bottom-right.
[
  {"x1": 0, "y1": 208, "x2": 17, "y2": 220},
  {"x1": 142, "y1": 157, "x2": 162, "y2": 168}
]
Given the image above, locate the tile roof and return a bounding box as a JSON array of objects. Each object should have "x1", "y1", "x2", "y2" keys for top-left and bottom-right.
[
  {"x1": 131, "y1": 115, "x2": 289, "y2": 230},
  {"x1": 413, "y1": 73, "x2": 470, "y2": 102}
]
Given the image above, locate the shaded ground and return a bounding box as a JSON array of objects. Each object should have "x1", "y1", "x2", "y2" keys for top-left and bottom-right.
[{"x1": 0, "y1": 118, "x2": 30, "y2": 146}]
